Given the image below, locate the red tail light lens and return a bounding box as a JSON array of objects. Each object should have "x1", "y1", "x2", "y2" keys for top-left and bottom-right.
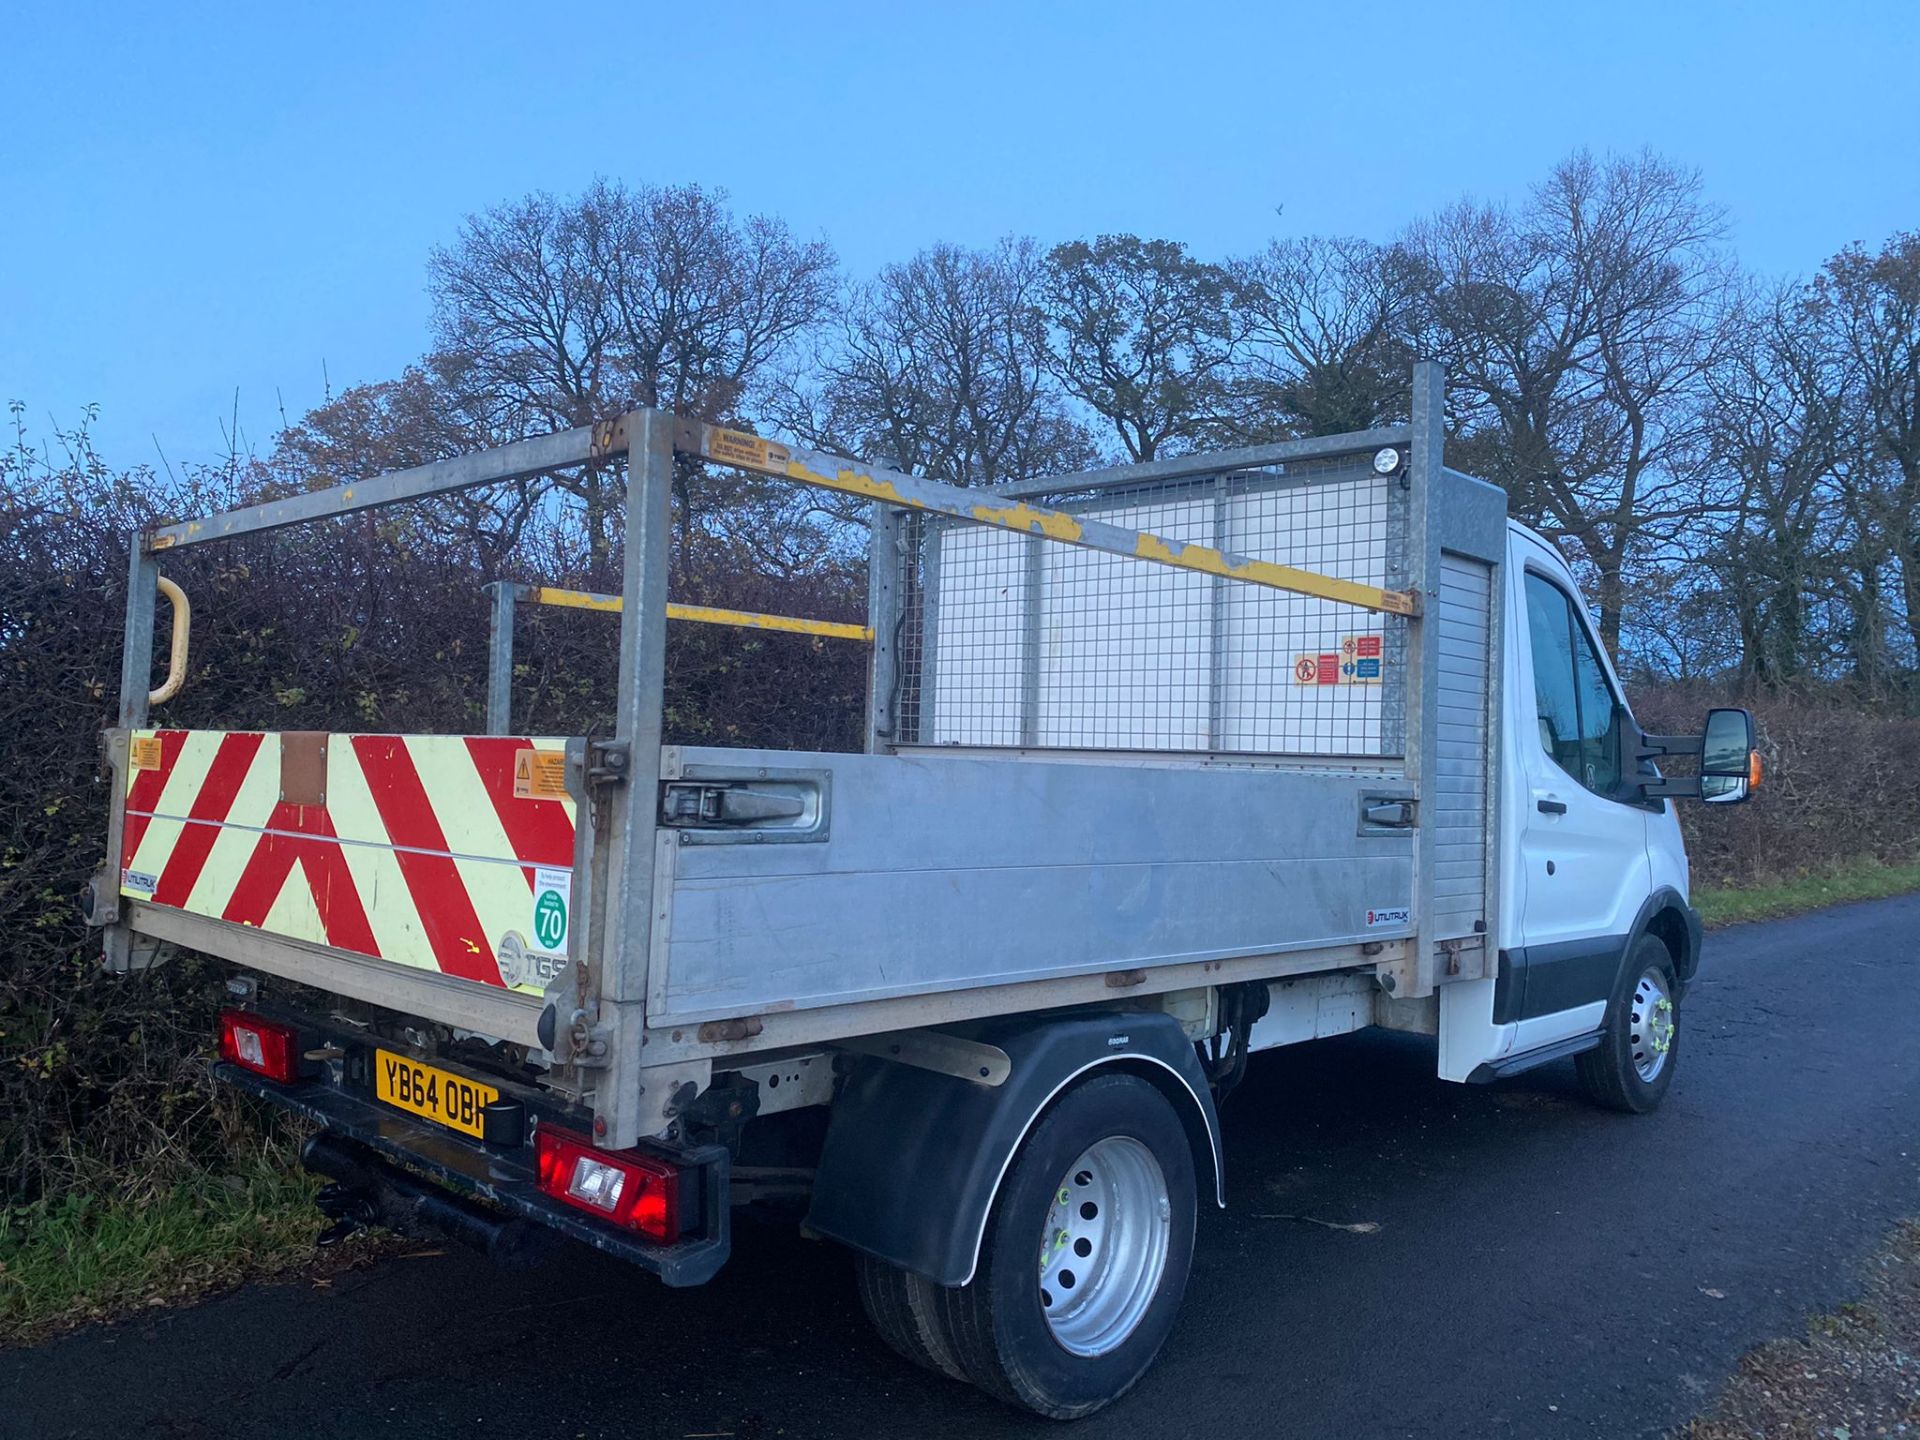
[
  {"x1": 535, "y1": 1125, "x2": 682, "y2": 1243},
  {"x1": 218, "y1": 1009, "x2": 299, "y2": 1083}
]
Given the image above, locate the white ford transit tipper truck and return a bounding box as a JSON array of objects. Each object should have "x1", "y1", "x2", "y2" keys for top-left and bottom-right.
[{"x1": 86, "y1": 363, "x2": 1756, "y2": 1418}]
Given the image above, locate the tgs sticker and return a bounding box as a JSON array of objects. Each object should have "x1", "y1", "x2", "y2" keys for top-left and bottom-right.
[
  {"x1": 1365, "y1": 905, "x2": 1411, "y2": 929},
  {"x1": 494, "y1": 931, "x2": 569, "y2": 990}
]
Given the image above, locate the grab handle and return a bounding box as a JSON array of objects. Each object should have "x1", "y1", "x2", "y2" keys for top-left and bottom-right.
[{"x1": 149, "y1": 574, "x2": 190, "y2": 706}]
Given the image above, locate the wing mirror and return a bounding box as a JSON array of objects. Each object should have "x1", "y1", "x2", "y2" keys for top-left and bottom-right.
[
  {"x1": 1699, "y1": 707, "x2": 1759, "y2": 804},
  {"x1": 1637, "y1": 706, "x2": 1760, "y2": 804}
]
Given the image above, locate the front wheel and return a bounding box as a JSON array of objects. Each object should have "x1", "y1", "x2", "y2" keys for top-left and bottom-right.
[
  {"x1": 932, "y1": 1072, "x2": 1198, "y2": 1419},
  {"x1": 1576, "y1": 935, "x2": 1680, "y2": 1114}
]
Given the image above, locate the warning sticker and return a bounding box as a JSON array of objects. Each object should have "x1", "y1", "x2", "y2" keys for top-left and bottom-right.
[
  {"x1": 708, "y1": 428, "x2": 791, "y2": 472},
  {"x1": 531, "y1": 866, "x2": 571, "y2": 953},
  {"x1": 1298, "y1": 638, "x2": 1388, "y2": 685},
  {"x1": 130, "y1": 735, "x2": 163, "y2": 771},
  {"x1": 1292, "y1": 653, "x2": 1345, "y2": 686},
  {"x1": 512, "y1": 748, "x2": 569, "y2": 800}
]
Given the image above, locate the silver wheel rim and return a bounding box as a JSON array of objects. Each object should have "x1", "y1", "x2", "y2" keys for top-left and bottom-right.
[
  {"x1": 1629, "y1": 967, "x2": 1675, "y2": 1082},
  {"x1": 1037, "y1": 1135, "x2": 1171, "y2": 1357}
]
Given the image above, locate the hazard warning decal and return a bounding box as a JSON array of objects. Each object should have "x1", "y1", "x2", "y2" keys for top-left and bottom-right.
[
  {"x1": 707, "y1": 428, "x2": 792, "y2": 472},
  {"x1": 1293, "y1": 635, "x2": 1387, "y2": 685},
  {"x1": 118, "y1": 730, "x2": 578, "y2": 994},
  {"x1": 1291, "y1": 652, "x2": 1342, "y2": 686},
  {"x1": 512, "y1": 748, "x2": 569, "y2": 800}
]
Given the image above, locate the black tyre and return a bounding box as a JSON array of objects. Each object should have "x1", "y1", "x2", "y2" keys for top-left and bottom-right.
[
  {"x1": 855, "y1": 1252, "x2": 969, "y2": 1382},
  {"x1": 933, "y1": 1072, "x2": 1198, "y2": 1419},
  {"x1": 1576, "y1": 935, "x2": 1680, "y2": 1114}
]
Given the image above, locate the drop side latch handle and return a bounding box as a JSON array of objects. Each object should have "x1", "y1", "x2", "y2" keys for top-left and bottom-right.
[
  {"x1": 1362, "y1": 799, "x2": 1416, "y2": 828},
  {"x1": 661, "y1": 782, "x2": 807, "y2": 827}
]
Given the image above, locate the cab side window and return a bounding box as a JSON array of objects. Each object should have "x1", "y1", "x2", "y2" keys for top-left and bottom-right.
[{"x1": 1523, "y1": 572, "x2": 1625, "y2": 797}]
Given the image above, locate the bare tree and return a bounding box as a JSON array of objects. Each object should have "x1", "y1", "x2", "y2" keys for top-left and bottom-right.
[
  {"x1": 1040, "y1": 235, "x2": 1242, "y2": 461},
  {"x1": 1408, "y1": 150, "x2": 1731, "y2": 650},
  {"x1": 271, "y1": 352, "x2": 544, "y2": 568},
  {"x1": 428, "y1": 189, "x2": 611, "y2": 430},
  {"x1": 1697, "y1": 283, "x2": 1849, "y2": 685},
  {"x1": 1228, "y1": 234, "x2": 1420, "y2": 439},
  {"x1": 1813, "y1": 232, "x2": 1920, "y2": 672},
  {"x1": 792, "y1": 238, "x2": 1095, "y2": 487},
  {"x1": 428, "y1": 180, "x2": 836, "y2": 560}
]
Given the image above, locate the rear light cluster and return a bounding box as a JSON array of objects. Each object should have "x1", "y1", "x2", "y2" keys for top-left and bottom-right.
[
  {"x1": 218, "y1": 1009, "x2": 299, "y2": 1083},
  {"x1": 535, "y1": 1125, "x2": 682, "y2": 1243}
]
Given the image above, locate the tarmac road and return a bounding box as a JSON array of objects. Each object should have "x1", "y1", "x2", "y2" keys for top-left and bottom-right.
[{"x1": 6, "y1": 894, "x2": 1918, "y2": 1440}]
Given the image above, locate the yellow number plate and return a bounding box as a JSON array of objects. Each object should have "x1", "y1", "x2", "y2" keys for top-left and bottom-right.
[{"x1": 374, "y1": 1050, "x2": 498, "y2": 1139}]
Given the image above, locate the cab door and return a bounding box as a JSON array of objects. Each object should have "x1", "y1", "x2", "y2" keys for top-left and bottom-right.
[{"x1": 1506, "y1": 537, "x2": 1650, "y2": 1044}]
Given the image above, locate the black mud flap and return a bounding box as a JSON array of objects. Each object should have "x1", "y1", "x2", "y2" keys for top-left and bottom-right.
[{"x1": 805, "y1": 1010, "x2": 1222, "y2": 1287}]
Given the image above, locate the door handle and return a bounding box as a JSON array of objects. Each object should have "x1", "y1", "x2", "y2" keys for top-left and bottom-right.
[{"x1": 1536, "y1": 797, "x2": 1568, "y2": 815}]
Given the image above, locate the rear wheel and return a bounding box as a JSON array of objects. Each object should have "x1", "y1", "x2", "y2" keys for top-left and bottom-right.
[
  {"x1": 933, "y1": 1072, "x2": 1197, "y2": 1419},
  {"x1": 1576, "y1": 935, "x2": 1680, "y2": 1113},
  {"x1": 855, "y1": 1253, "x2": 968, "y2": 1382}
]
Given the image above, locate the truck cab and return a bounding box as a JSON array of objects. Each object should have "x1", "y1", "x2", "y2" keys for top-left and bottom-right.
[{"x1": 1434, "y1": 521, "x2": 1732, "y2": 1107}]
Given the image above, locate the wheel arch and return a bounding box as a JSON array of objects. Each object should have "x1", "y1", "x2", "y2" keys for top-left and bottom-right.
[
  {"x1": 1633, "y1": 886, "x2": 1704, "y2": 986},
  {"x1": 805, "y1": 1011, "x2": 1223, "y2": 1288},
  {"x1": 1100, "y1": 1054, "x2": 1220, "y2": 1225}
]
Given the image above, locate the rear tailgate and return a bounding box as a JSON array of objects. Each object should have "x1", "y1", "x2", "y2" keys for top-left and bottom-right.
[{"x1": 117, "y1": 729, "x2": 578, "y2": 1034}]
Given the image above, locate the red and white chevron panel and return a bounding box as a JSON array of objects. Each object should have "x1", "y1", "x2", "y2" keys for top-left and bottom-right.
[{"x1": 119, "y1": 730, "x2": 578, "y2": 993}]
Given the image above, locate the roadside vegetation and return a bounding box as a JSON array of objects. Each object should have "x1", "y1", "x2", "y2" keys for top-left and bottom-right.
[
  {"x1": 1679, "y1": 1220, "x2": 1920, "y2": 1440},
  {"x1": 4, "y1": 149, "x2": 1919, "y2": 1345},
  {"x1": 1696, "y1": 857, "x2": 1920, "y2": 928},
  {"x1": 0, "y1": 1144, "x2": 328, "y2": 1343}
]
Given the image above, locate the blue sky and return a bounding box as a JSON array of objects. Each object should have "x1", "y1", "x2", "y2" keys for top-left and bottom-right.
[{"x1": 3, "y1": 0, "x2": 1915, "y2": 467}]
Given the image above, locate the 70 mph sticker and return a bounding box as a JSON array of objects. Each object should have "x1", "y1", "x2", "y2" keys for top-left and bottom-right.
[{"x1": 532, "y1": 866, "x2": 571, "y2": 952}]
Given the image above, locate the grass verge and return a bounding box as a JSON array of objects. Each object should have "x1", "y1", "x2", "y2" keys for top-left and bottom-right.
[
  {"x1": 1695, "y1": 856, "x2": 1920, "y2": 928},
  {"x1": 1678, "y1": 1219, "x2": 1920, "y2": 1439},
  {"x1": 0, "y1": 1154, "x2": 353, "y2": 1345}
]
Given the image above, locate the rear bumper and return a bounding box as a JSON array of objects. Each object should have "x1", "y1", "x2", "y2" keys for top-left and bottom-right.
[{"x1": 217, "y1": 1061, "x2": 731, "y2": 1287}]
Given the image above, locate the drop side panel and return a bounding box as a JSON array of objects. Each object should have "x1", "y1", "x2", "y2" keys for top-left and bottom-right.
[{"x1": 650, "y1": 747, "x2": 1415, "y2": 1025}]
